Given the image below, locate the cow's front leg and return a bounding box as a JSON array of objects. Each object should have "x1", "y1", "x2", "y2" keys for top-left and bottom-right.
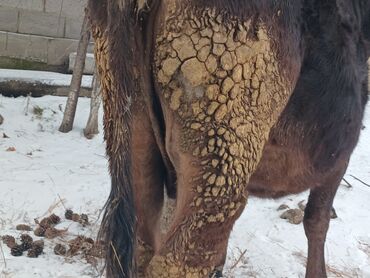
[{"x1": 303, "y1": 166, "x2": 346, "y2": 278}]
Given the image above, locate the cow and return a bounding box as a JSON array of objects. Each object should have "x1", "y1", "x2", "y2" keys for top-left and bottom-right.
[{"x1": 87, "y1": 0, "x2": 370, "y2": 277}]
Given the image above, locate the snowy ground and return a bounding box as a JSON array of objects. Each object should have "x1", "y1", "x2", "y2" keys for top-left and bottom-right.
[
  {"x1": 0, "y1": 69, "x2": 93, "y2": 88},
  {"x1": 0, "y1": 95, "x2": 369, "y2": 278}
]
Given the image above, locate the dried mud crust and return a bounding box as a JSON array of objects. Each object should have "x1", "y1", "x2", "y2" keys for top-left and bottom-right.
[
  {"x1": 153, "y1": 4, "x2": 293, "y2": 270},
  {"x1": 146, "y1": 254, "x2": 213, "y2": 278}
]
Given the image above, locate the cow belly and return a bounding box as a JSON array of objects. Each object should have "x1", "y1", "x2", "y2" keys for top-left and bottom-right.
[{"x1": 248, "y1": 143, "x2": 319, "y2": 198}]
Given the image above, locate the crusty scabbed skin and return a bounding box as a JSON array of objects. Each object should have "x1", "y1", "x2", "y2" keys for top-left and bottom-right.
[
  {"x1": 146, "y1": 1, "x2": 302, "y2": 276},
  {"x1": 88, "y1": 0, "x2": 369, "y2": 277}
]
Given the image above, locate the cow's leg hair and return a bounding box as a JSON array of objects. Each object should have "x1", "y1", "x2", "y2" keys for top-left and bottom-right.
[
  {"x1": 132, "y1": 106, "x2": 166, "y2": 276},
  {"x1": 303, "y1": 166, "x2": 346, "y2": 278}
]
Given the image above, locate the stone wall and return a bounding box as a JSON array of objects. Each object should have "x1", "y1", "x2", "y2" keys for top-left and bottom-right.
[{"x1": 0, "y1": 0, "x2": 93, "y2": 69}]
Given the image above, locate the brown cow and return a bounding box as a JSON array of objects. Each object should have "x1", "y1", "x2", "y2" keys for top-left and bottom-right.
[{"x1": 87, "y1": 0, "x2": 370, "y2": 277}]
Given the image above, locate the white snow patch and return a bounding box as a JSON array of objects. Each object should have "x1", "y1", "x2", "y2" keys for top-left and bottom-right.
[{"x1": 0, "y1": 69, "x2": 93, "y2": 88}]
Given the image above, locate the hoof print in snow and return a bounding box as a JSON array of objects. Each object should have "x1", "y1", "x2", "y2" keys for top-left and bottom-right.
[
  {"x1": 38, "y1": 214, "x2": 61, "y2": 229},
  {"x1": 3, "y1": 133, "x2": 9, "y2": 138},
  {"x1": 65, "y1": 209, "x2": 90, "y2": 227},
  {"x1": 44, "y1": 227, "x2": 67, "y2": 239},
  {"x1": 277, "y1": 204, "x2": 289, "y2": 211},
  {"x1": 34, "y1": 213, "x2": 62, "y2": 238},
  {"x1": 67, "y1": 236, "x2": 95, "y2": 257},
  {"x1": 0, "y1": 114, "x2": 3, "y2": 125},
  {"x1": 16, "y1": 224, "x2": 32, "y2": 231},
  {"x1": 2, "y1": 235, "x2": 16, "y2": 248},
  {"x1": 27, "y1": 241, "x2": 44, "y2": 258},
  {"x1": 54, "y1": 243, "x2": 67, "y2": 256},
  {"x1": 34, "y1": 226, "x2": 46, "y2": 237},
  {"x1": 11, "y1": 244, "x2": 24, "y2": 256},
  {"x1": 49, "y1": 214, "x2": 61, "y2": 225},
  {"x1": 72, "y1": 213, "x2": 81, "y2": 222},
  {"x1": 79, "y1": 214, "x2": 89, "y2": 226},
  {"x1": 65, "y1": 209, "x2": 74, "y2": 220},
  {"x1": 20, "y1": 234, "x2": 34, "y2": 251},
  {"x1": 280, "y1": 209, "x2": 304, "y2": 225}
]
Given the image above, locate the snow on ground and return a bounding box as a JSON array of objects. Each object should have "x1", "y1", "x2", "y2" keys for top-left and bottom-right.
[
  {"x1": 0, "y1": 69, "x2": 93, "y2": 88},
  {"x1": 0, "y1": 95, "x2": 369, "y2": 278}
]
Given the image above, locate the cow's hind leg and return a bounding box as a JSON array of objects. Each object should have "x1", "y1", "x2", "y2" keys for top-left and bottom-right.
[
  {"x1": 146, "y1": 124, "x2": 250, "y2": 277},
  {"x1": 148, "y1": 6, "x2": 302, "y2": 275},
  {"x1": 132, "y1": 104, "x2": 167, "y2": 276},
  {"x1": 303, "y1": 166, "x2": 346, "y2": 278},
  {"x1": 147, "y1": 38, "x2": 295, "y2": 278}
]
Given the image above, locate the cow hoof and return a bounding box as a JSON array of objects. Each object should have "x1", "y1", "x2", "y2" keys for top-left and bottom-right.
[
  {"x1": 210, "y1": 269, "x2": 223, "y2": 277},
  {"x1": 147, "y1": 255, "x2": 213, "y2": 277}
]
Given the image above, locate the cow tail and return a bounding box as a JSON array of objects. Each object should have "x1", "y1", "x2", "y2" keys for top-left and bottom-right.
[{"x1": 88, "y1": 0, "x2": 151, "y2": 277}]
